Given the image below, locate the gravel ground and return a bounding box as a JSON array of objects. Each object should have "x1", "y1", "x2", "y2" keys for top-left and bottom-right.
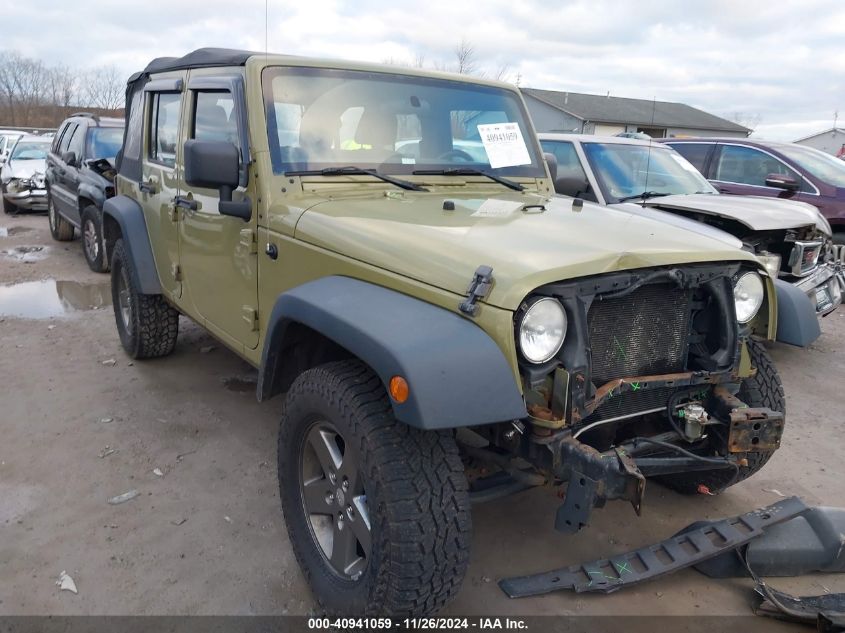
[{"x1": 1, "y1": 210, "x2": 843, "y2": 625}]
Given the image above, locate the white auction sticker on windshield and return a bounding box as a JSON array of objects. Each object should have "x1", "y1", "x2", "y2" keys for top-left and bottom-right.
[{"x1": 477, "y1": 122, "x2": 531, "y2": 169}]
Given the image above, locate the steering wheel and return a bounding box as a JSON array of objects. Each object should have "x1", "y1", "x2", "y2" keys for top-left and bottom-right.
[{"x1": 436, "y1": 149, "x2": 474, "y2": 163}]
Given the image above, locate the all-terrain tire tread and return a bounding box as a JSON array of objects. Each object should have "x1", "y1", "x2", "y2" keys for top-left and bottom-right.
[
  {"x1": 111, "y1": 239, "x2": 178, "y2": 359},
  {"x1": 279, "y1": 360, "x2": 471, "y2": 617}
]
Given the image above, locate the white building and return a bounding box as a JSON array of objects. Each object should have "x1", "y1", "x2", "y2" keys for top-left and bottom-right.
[{"x1": 793, "y1": 127, "x2": 845, "y2": 156}]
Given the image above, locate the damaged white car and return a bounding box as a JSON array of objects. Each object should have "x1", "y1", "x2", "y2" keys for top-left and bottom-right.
[
  {"x1": 1, "y1": 135, "x2": 50, "y2": 214},
  {"x1": 539, "y1": 134, "x2": 842, "y2": 345}
]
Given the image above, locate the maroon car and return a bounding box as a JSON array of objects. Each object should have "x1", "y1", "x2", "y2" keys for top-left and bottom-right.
[{"x1": 663, "y1": 138, "x2": 845, "y2": 245}]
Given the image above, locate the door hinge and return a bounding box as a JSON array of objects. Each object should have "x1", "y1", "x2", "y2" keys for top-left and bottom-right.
[
  {"x1": 239, "y1": 228, "x2": 257, "y2": 254},
  {"x1": 171, "y1": 263, "x2": 182, "y2": 281},
  {"x1": 242, "y1": 305, "x2": 258, "y2": 331}
]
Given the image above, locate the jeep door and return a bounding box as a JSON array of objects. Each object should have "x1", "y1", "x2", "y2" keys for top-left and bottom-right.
[
  {"x1": 176, "y1": 72, "x2": 259, "y2": 350},
  {"x1": 140, "y1": 74, "x2": 186, "y2": 299}
]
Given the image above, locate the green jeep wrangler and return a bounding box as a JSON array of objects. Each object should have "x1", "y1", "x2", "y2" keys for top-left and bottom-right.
[{"x1": 104, "y1": 48, "x2": 785, "y2": 616}]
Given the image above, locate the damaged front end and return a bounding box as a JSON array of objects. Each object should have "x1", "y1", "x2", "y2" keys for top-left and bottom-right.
[{"x1": 467, "y1": 262, "x2": 785, "y2": 533}]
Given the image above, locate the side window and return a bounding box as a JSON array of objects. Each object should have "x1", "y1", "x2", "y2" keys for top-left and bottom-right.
[
  {"x1": 192, "y1": 91, "x2": 238, "y2": 150},
  {"x1": 58, "y1": 123, "x2": 77, "y2": 155},
  {"x1": 123, "y1": 89, "x2": 144, "y2": 162},
  {"x1": 669, "y1": 143, "x2": 711, "y2": 174},
  {"x1": 539, "y1": 140, "x2": 589, "y2": 181},
  {"x1": 714, "y1": 145, "x2": 800, "y2": 188},
  {"x1": 149, "y1": 92, "x2": 181, "y2": 167},
  {"x1": 52, "y1": 123, "x2": 70, "y2": 153},
  {"x1": 66, "y1": 124, "x2": 86, "y2": 161}
]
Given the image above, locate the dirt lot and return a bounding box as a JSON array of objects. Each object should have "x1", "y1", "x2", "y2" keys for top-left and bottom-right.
[{"x1": 1, "y1": 210, "x2": 843, "y2": 624}]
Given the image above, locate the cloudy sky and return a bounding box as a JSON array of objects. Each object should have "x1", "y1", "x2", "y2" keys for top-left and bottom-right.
[{"x1": 2, "y1": 0, "x2": 842, "y2": 140}]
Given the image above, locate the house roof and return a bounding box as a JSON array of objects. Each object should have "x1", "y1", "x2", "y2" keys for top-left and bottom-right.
[
  {"x1": 793, "y1": 127, "x2": 845, "y2": 143},
  {"x1": 522, "y1": 88, "x2": 750, "y2": 134}
]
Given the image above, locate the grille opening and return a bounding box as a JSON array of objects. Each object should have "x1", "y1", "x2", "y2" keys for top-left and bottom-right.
[{"x1": 587, "y1": 282, "x2": 692, "y2": 387}]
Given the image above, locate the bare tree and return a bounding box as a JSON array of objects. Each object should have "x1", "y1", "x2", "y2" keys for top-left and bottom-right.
[
  {"x1": 730, "y1": 111, "x2": 762, "y2": 132},
  {"x1": 0, "y1": 51, "x2": 50, "y2": 125},
  {"x1": 82, "y1": 66, "x2": 124, "y2": 111},
  {"x1": 454, "y1": 38, "x2": 479, "y2": 75}
]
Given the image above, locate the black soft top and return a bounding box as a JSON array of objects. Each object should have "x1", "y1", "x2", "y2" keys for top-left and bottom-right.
[{"x1": 141, "y1": 47, "x2": 255, "y2": 75}]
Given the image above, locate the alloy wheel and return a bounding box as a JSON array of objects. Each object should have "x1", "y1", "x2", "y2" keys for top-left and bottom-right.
[
  {"x1": 116, "y1": 271, "x2": 132, "y2": 334},
  {"x1": 299, "y1": 420, "x2": 371, "y2": 580},
  {"x1": 83, "y1": 218, "x2": 99, "y2": 261}
]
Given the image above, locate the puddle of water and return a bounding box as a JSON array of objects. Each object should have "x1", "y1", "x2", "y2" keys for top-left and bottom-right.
[
  {"x1": 3, "y1": 245, "x2": 49, "y2": 262},
  {"x1": 223, "y1": 376, "x2": 257, "y2": 393},
  {"x1": 0, "y1": 226, "x2": 33, "y2": 237},
  {"x1": 0, "y1": 279, "x2": 112, "y2": 318}
]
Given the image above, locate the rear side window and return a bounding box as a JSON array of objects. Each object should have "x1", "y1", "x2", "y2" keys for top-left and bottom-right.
[
  {"x1": 123, "y1": 89, "x2": 144, "y2": 163},
  {"x1": 669, "y1": 143, "x2": 711, "y2": 174},
  {"x1": 539, "y1": 140, "x2": 589, "y2": 181},
  {"x1": 57, "y1": 123, "x2": 77, "y2": 155},
  {"x1": 66, "y1": 124, "x2": 86, "y2": 160},
  {"x1": 714, "y1": 145, "x2": 805, "y2": 189},
  {"x1": 52, "y1": 123, "x2": 71, "y2": 153},
  {"x1": 149, "y1": 92, "x2": 181, "y2": 167}
]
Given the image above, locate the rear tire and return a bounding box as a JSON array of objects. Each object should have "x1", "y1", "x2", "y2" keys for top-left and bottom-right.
[
  {"x1": 278, "y1": 360, "x2": 471, "y2": 616},
  {"x1": 81, "y1": 205, "x2": 107, "y2": 272},
  {"x1": 110, "y1": 238, "x2": 179, "y2": 359},
  {"x1": 48, "y1": 193, "x2": 74, "y2": 241},
  {"x1": 654, "y1": 340, "x2": 785, "y2": 495}
]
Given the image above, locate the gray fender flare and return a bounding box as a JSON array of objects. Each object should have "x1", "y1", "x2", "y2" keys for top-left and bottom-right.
[
  {"x1": 77, "y1": 182, "x2": 106, "y2": 210},
  {"x1": 101, "y1": 195, "x2": 161, "y2": 294},
  {"x1": 774, "y1": 278, "x2": 821, "y2": 347},
  {"x1": 258, "y1": 276, "x2": 527, "y2": 429}
]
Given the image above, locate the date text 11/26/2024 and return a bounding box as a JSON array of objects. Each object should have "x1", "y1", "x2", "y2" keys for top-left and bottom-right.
[{"x1": 307, "y1": 617, "x2": 528, "y2": 630}]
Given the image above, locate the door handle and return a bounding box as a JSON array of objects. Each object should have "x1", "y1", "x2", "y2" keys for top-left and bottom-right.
[
  {"x1": 174, "y1": 195, "x2": 198, "y2": 211},
  {"x1": 139, "y1": 179, "x2": 158, "y2": 194}
]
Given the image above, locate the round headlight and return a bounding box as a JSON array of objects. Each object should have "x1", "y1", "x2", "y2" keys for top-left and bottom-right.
[
  {"x1": 733, "y1": 272, "x2": 764, "y2": 323},
  {"x1": 518, "y1": 298, "x2": 567, "y2": 363}
]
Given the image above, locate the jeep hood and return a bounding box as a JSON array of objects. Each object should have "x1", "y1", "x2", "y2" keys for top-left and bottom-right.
[
  {"x1": 294, "y1": 192, "x2": 759, "y2": 311},
  {"x1": 641, "y1": 193, "x2": 830, "y2": 235}
]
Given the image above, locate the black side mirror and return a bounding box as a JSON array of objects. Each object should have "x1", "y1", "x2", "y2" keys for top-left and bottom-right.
[
  {"x1": 543, "y1": 152, "x2": 558, "y2": 182},
  {"x1": 765, "y1": 173, "x2": 799, "y2": 191},
  {"x1": 183, "y1": 139, "x2": 252, "y2": 220},
  {"x1": 61, "y1": 150, "x2": 76, "y2": 166},
  {"x1": 554, "y1": 176, "x2": 591, "y2": 199}
]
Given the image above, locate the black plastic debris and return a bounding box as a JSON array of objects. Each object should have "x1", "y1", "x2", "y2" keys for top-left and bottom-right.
[
  {"x1": 691, "y1": 506, "x2": 845, "y2": 578},
  {"x1": 499, "y1": 496, "x2": 808, "y2": 598}
]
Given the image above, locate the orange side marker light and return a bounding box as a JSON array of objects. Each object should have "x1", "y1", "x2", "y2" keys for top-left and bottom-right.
[{"x1": 389, "y1": 376, "x2": 409, "y2": 403}]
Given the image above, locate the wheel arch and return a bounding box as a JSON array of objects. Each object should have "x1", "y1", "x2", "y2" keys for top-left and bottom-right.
[
  {"x1": 102, "y1": 195, "x2": 161, "y2": 294},
  {"x1": 258, "y1": 276, "x2": 527, "y2": 429}
]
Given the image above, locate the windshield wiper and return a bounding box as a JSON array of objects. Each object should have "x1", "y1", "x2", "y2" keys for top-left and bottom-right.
[
  {"x1": 412, "y1": 168, "x2": 524, "y2": 192},
  {"x1": 284, "y1": 166, "x2": 427, "y2": 192},
  {"x1": 617, "y1": 191, "x2": 671, "y2": 203}
]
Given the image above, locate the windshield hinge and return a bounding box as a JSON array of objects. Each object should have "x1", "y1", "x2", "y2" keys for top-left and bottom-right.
[{"x1": 459, "y1": 265, "x2": 494, "y2": 317}]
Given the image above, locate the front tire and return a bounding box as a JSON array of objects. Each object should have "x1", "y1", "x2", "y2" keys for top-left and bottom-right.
[
  {"x1": 655, "y1": 340, "x2": 785, "y2": 494},
  {"x1": 81, "y1": 205, "x2": 107, "y2": 272},
  {"x1": 110, "y1": 238, "x2": 179, "y2": 359},
  {"x1": 48, "y1": 193, "x2": 74, "y2": 241},
  {"x1": 278, "y1": 360, "x2": 471, "y2": 616}
]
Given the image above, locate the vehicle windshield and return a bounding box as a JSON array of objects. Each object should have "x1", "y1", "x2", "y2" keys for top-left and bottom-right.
[
  {"x1": 262, "y1": 66, "x2": 545, "y2": 178},
  {"x1": 86, "y1": 127, "x2": 124, "y2": 161},
  {"x1": 582, "y1": 142, "x2": 717, "y2": 202},
  {"x1": 777, "y1": 143, "x2": 845, "y2": 188},
  {"x1": 10, "y1": 141, "x2": 49, "y2": 160}
]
